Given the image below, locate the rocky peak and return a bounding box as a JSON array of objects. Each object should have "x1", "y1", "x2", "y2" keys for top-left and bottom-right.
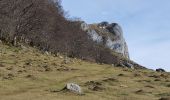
[
  {"x1": 81, "y1": 21, "x2": 129, "y2": 59},
  {"x1": 98, "y1": 21, "x2": 109, "y2": 28}
]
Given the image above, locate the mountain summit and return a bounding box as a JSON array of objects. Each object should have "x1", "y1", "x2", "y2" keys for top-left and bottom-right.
[{"x1": 81, "y1": 22, "x2": 129, "y2": 58}]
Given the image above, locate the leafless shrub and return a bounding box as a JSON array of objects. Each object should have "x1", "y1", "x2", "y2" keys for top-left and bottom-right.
[{"x1": 0, "y1": 0, "x2": 120, "y2": 65}]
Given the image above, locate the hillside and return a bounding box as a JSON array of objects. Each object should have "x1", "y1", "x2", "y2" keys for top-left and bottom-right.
[
  {"x1": 0, "y1": 43, "x2": 170, "y2": 100},
  {"x1": 0, "y1": 0, "x2": 129, "y2": 65}
]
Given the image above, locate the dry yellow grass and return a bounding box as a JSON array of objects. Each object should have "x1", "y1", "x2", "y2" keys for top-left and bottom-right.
[{"x1": 0, "y1": 43, "x2": 170, "y2": 100}]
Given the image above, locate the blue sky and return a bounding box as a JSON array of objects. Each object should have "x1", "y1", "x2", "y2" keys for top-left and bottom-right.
[{"x1": 62, "y1": 0, "x2": 170, "y2": 71}]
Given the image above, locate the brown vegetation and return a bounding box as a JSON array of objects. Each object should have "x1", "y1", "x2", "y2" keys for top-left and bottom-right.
[{"x1": 0, "y1": 0, "x2": 120, "y2": 64}]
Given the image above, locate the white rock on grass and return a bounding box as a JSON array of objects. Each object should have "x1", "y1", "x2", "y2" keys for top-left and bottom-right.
[{"x1": 66, "y1": 83, "x2": 82, "y2": 94}]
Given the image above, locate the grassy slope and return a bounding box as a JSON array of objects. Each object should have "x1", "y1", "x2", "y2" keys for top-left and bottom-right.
[{"x1": 0, "y1": 43, "x2": 170, "y2": 100}]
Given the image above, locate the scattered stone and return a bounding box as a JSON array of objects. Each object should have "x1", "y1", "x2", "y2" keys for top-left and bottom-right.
[
  {"x1": 111, "y1": 64, "x2": 115, "y2": 67},
  {"x1": 25, "y1": 74, "x2": 36, "y2": 80},
  {"x1": 89, "y1": 85, "x2": 103, "y2": 91},
  {"x1": 135, "y1": 89, "x2": 145, "y2": 94},
  {"x1": 136, "y1": 79, "x2": 151, "y2": 83},
  {"x1": 65, "y1": 83, "x2": 82, "y2": 94},
  {"x1": 45, "y1": 67, "x2": 52, "y2": 71},
  {"x1": 57, "y1": 68, "x2": 69, "y2": 71},
  {"x1": 45, "y1": 51, "x2": 49, "y2": 55},
  {"x1": 145, "y1": 85, "x2": 155, "y2": 88},
  {"x1": 154, "y1": 79, "x2": 161, "y2": 81},
  {"x1": 120, "y1": 84, "x2": 128, "y2": 88},
  {"x1": 42, "y1": 65, "x2": 52, "y2": 71},
  {"x1": 59, "y1": 56, "x2": 63, "y2": 59},
  {"x1": 20, "y1": 45, "x2": 27, "y2": 50},
  {"x1": 51, "y1": 62, "x2": 59, "y2": 66},
  {"x1": 118, "y1": 62, "x2": 134, "y2": 69},
  {"x1": 25, "y1": 60, "x2": 32, "y2": 66},
  {"x1": 35, "y1": 54, "x2": 40, "y2": 56},
  {"x1": 134, "y1": 73, "x2": 142, "y2": 77},
  {"x1": 156, "y1": 68, "x2": 166, "y2": 72},
  {"x1": 85, "y1": 81, "x2": 104, "y2": 91},
  {"x1": 25, "y1": 62, "x2": 32, "y2": 66},
  {"x1": 0, "y1": 40, "x2": 2, "y2": 44},
  {"x1": 149, "y1": 75, "x2": 160, "y2": 78},
  {"x1": 57, "y1": 65, "x2": 77, "y2": 72},
  {"x1": 85, "y1": 81, "x2": 102, "y2": 86},
  {"x1": 17, "y1": 70, "x2": 23, "y2": 74},
  {"x1": 143, "y1": 80, "x2": 152, "y2": 83},
  {"x1": 6, "y1": 67, "x2": 13, "y2": 70},
  {"x1": 17, "y1": 70, "x2": 26, "y2": 74},
  {"x1": 118, "y1": 63, "x2": 126, "y2": 67},
  {"x1": 3, "y1": 73, "x2": 14, "y2": 80},
  {"x1": 124, "y1": 62, "x2": 134, "y2": 69},
  {"x1": 118, "y1": 74, "x2": 125, "y2": 76},
  {"x1": 102, "y1": 77, "x2": 119, "y2": 82}
]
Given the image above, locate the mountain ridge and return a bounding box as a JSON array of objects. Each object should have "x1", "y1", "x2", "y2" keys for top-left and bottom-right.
[{"x1": 81, "y1": 21, "x2": 129, "y2": 59}]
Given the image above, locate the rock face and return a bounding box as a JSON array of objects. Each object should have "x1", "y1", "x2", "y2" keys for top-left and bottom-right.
[{"x1": 81, "y1": 21, "x2": 129, "y2": 58}]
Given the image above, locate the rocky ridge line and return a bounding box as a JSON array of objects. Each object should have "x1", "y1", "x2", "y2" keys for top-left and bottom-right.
[{"x1": 81, "y1": 21, "x2": 129, "y2": 59}]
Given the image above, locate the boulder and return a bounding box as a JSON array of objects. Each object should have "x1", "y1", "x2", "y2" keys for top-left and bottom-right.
[
  {"x1": 45, "y1": 51, "x2": 49, "y2": 55},
  {"x1": 124, "y1": 62, "x2": 134, "y2": 69},
  {"x1": 156, "y1": 68, "x2": 166, "y2": 72},
  {"x1": 59, "y1": 56, "x2": 63, "y2": 59},
  {"x1": 118, "y1": 62, "x2": 134, "y2": 69},
  {"x1": 66, "y1": 83, "x2": 82, "y2": 94},
  {"x1": 120, "y1": 84, "x2": 128, "y2": 88}
]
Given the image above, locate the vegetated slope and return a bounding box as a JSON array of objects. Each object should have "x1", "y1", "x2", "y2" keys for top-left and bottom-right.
[
  {"x1": 0, "y1": 0, "x2": 121, "y2": 65},
  {"x1": 0, "y1": 43, "x2": 170, "y2": 100}
]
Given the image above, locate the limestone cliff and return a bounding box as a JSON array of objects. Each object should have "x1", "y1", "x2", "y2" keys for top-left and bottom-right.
[{"x1": 81, "y1": 22, "x2": 129, "y2": 59}]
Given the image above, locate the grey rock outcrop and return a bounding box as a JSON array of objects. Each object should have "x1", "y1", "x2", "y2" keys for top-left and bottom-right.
[
  {"x1": 156, "y1": 68, "x2": 166, "y2": 72},
  {"x1": 119, "y1": 62, "x2": 134, "y2": 69},
  {"x1": 81, "y1": 22, "x2": 129, "y2": 59}
]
